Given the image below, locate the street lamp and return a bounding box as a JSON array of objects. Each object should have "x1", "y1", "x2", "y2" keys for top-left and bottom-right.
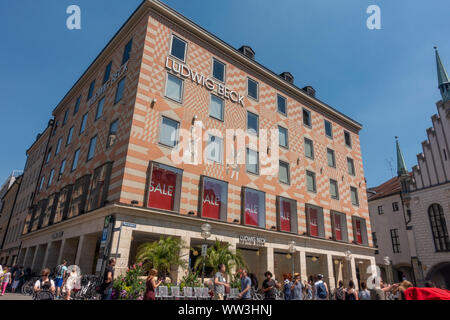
[
  {"x1": 288, "y1": 241, "x2": 296, "y2": 277},
  {"x1": 201, "y1": 223, "x2": 212, "y2": 284},
  {"x1": 345, "y1": 250, "x2": 352, "y2": 261}
]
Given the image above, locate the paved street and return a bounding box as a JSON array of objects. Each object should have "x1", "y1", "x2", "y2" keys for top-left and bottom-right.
[{"x1": 0, "y1": 293, "x2": 32, "y2": 300}]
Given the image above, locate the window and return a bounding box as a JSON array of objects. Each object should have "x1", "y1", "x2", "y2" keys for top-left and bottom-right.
[
  {"x1": 304, "y1": 138, "x2": 314, "y2": 159},
  {"x1": 79, "y1": 113, "x2": 88, "y2": 135},
  {"x1": 331, "y1": 211, "x2": 348, "y2": 241},
  {"x1": 103, "y1": 61, "x2": 112, "y2": 84},
  {"x1": 392, "y1": 202, "x2": 399, "y2": 212},
  {"x1": 390, "y1": 229, "x2": 401, "y2": 253},
  {"x1": 247, "y1": 78, "x2": 259, "y2": 100},
  {"x1": 330, "y1": 179, "x2": 339, "y2": 199},
  {"x1": 73, "y1": 96, "x2": 81, "y2": 115},
  {"x1": 107, "y1": 119, "x2": 119, "y2": 148},
  {"x1": 324, "y1": 120, "x2": 333, "y2": 138},
  {"x1": 87, "y1": 135, "x2": 97, "y2": 161},
  {"x1": 347, "y1": 157, "x2": 355, "y2": 176},
  {"x1": 353, "y1": 217, "x2": 368, "y2": 245},
  {"x1": 114, "y1": 77, "x2": 126, "y2": 104},
  {"x1": 344, "y1": 130, "x2": 352, "y2": 148},
  {"x1": 279, "y1": 161, "x2": 290, "y2": 184},
  {"x1": 170, "y1": 35, "x2": 187, "y2": 62},
  {"x1": 147, "y1": 162, "x2": 183, "y2": 212},
  {"x1": 212, "y1": 58, "x2": 225, "y2": 82},
  {"x1": 122, "y1": 39, "x2": 133, "y2": 65},
  {"x1": 278, "y1": 126, "x2": 288, "y2": 148},
  {"x1": 277, "y1": 94, "x2": 287, "y2": 115},
  {"x1": 303, "y1": 108, "x2": 311, "y2": 127},
  {"x1": 165, "y1": 74, "x2": 183, "y2": 103},
  {"x1": 247, "y1": 112, "x2": 259, "y2": 135},
  {"x1": 277, "y1": 196, "x2": 297, "y2": 233},
  {"x1": 209, "y1": 94, "x2": 224, "y2": 121},
  {"x1": 327, "y1": 148, "x2": 336, "y2": 167},
  {"x1": 200, "y1": 176, "x2": 228, "y2": 221},
  {"x1": 242, "y1": 187, "x2": 266, "y2": 228},
  {"x1": 206, "y1": 135, "x2": 223, "y2": 164},
  {"x1": 87, "y1": 80, "x2": 96, "y2": 101},
  {"x1": 306, "y1": 170, "x2": 316, "y2": 193},
  {"x1": 428, "y1": 204, "x2": 450, "y2": 252},
  {"x1": 71, "y1": 148, "x2": 80, "y2": 171},
  {"x1": 378, "y1": 205, "x2": 384, "y2": 215},
  {"x1": 159, "y1": 117, "x2": 179, "y2": 148},
  {"x1": 62, "y1": 109, "x2": 70, "y2": 126},
  {"x1": 350, "y1": 187, "x2": 359, "y2": 206},
  {"x1": 45, "y1": 148, "x2": 52, "y2": 164},
  {"x1": 55, "y1": 138, "x2": 62, "y2": 155},
  {"x1": 95, "y1": 97, "x2": 105, "y2": 121},
  {"x1": 47, "y1": 169, "x2": 55, "y2": 188},
  {"x1": 373, "y1": 232, "x2": 379, "y2": 248},
  {"x1": 306, "y1": 204, "x2": 324, "y2": 238},
  {"x1": 246, "y1": 148, "x2": 259, "y2": 174},
  {"x1": 39, "y1": 176, "x2": 45, "y2": 191},
  {"x1": 59, "y1": 159, "x2": 66, "y2": 180},
  {"x1": 66, "y1": 127, "x2": 74, "y2": 145}
]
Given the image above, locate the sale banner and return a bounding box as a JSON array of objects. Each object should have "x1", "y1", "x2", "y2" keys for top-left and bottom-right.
[
  {"x1": 202, "y1": 179, "x2": 222, "y2": 219},
  {"x1": 245, "y1": 191, "x2": 260, "y2": 226},
  {"x1": 334, "y1": 214, "x2": 342, "y2": 241},
  {"x1": 309, "y1": 207, "x2": 318, "y2": 237},
  {"x1": 280, "y1": 199, "x2": 291, "y2": 232},
  {"x1": 147, "y1": 166, "x2": 177, "y2": 210}
]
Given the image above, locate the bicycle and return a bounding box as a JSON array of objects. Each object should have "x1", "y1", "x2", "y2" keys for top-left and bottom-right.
[
  {"x1": 21, "y1": 277, "x2": 39, "y2": 296},
  {"x1": 71, "y1": 275, "x2": 102, "y2": 300}
]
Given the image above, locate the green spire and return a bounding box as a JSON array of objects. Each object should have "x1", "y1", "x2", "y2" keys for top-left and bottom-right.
[
  {"x1": 435, "y1": 46, "x2": 450, "y2": 102},
  {"x1": 396, "y1": 136, "x2": 408, "y2": 176}
]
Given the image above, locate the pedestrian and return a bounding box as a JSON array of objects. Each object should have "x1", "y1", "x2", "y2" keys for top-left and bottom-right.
[
  {"x1": 143, "y1": 268, "x2": 161, "y2": 300},
  {"x1": 1, "y1": 267, "x2": 11, "y2": 296},
  {"x1": 345, "y1": 280, "x2": 358, "y2": 300},
  {"x1": 249, "y1": 273, "x2": 258, "y2": 291},
  {"x1": 283, "y1": 274, "x2": 292, "y2": 300},
  {"x1": 238, "y1": 269, "x2": 252, "y2": 300},
  {"x1": 304, "y1": 279, "x2": 313, "y2": 300},
  {"x1": 24, "y1": 267, "x2": 31, "y2": 281},
  {"x1": 314, "y1": 274, "x2": 329, "y2": 300},
  {"x1": 11, "y1": 266, "x2": 24, "y2": 293},
  {"x1": 290, "y1": 273, "x2": 303, "y2": 300},
  {"x1": 369, "y1": 278, "x2": 386, "y2": 300},
  {"x1": 334, "y1": 280, "x2": 345, "y2": 300},
  {"x1": 100, "y1": 258, "x2": 116, "y2": 300},
  {"x1": 262, "y1": 271, "x2": 277, "y2": 300},
  {"x1": 358, "y1": 281, "x2": 371, "y2": 300},
  {"x1": 63, "y1": 265, "x2": 81, "y2": 300},
  {"x1": 213, "y1": 264, "x2": 229, "y2": 300},
  {"x1": 33, "y1": 268, "x2": 55, "y2": 300},
  {"x1": 54, "y1": 259, "x2": 68, "y2": 299}
]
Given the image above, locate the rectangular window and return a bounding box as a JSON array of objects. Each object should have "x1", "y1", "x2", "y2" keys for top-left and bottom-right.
[
  {"x1": 103, "y1": 61, "x2": 112, "y2": 84},
  {"x1": 378, "y1": 205, "x2": 384, "y2": 215},
  {"x1": 247, "y1": 78, "x2": 259, "y2": 100},
  {"x1": 73, "y1": 96, "x2": 81, "y2": 115},
  {"x1": 344, "y1": 130, "x2": 352, "y2": 148},
  {"x1": 390, "y1": 229, "x2": 401, "y2": 253},
  {"x1": 86, "y1": 162, "x2": 113, "y2": 212},
  {"x1": 212, "y1": 58, "x2": 225, "y2": 82},
  {"x1": 303, "y1": 108, "x2": 311, "y2": 127},
  {"x1": 66, "y1": 127, "x2": 74, "y2": 145},
  {"x1": 277, "y1": 196, "x2": 297, "y2": 233},
  {"x1": 206, "y1": 135, "x2": 223, "y2": 164},
  {"x1": 324, "y1": 120, "x2": 333, "y2": 138},
  {"x1": 122, "y1": 39, "x2": 133, "y2": 65},
  {"x1": 306, "y1": 170, "x2": 316, "y2": 193},
  {"x1": 392, "y1": 202, "x2": 399, "y2": 212},
  {"x1": 63, "y1": 109, "x2": 70, "y2": 126},
  {"x1": 71, "y1": 148, "x2": 80, "y2": 171},
  {"x1": 347, "y1": 157, "x2": 355, "y2": 176},
  {"x1": 79, "y1": 113, "x2": 88, "y2": 135},
  {"x1": 67, "y1": 175, "x2": 91, "y2": 220},
  {"x1": 350, "y1": 187, "x2": 359, "y2": 206},
  {"x1": 277, "y1": 94, "x2": 287, "y2": 115},
  {"x1": 59, "y1": 159, "x2": 66, "y2": 180},
  {"x1": 304, "y1": 138, "x2": 314, "y2": 159},
  {"x1": 279, "y1": 161, "x2": 290, "y2": 184},
  {"x1": 209, "y1": 94, "x2": 224, "y2": 121},
  {"x1": 87, "y1": 80, "x2": 96, "y2": 101},
  {"x1": 107, "y1": 119, "x2": 119, "y2": 148},
  {"x1": 306, "y1": 204, "x2": 324, "y2": 238},
  {"x1": 95, "y1": 97, "x2": 105, "y2": 121},
  {"x1": 159, "y1": 117, "x2": 179, "y2": 148},
  {"x1": 330, "y1": 179, "x2": 339, "y2": 199},
  {"x1": 246, "y1": 148, "x2": 259, "y2": 174},
  {"x1": 170, "y1": 35, "x2": 187, "y2": 62},
  {"x1": 278, "y1": 126, "x2": 288, "y2": 148},
  {"x1": 47, "y1": 169, "x2": 55, "y2": 188},
  {"x1": 114, "y1": 77, "x2": 126, "y2": 104},
  {"x1": 327, "y1": 148, "x2": 336, "y2": 167},
  {"x1": 55, "y1": 138, "x2": 62, "y2": 155},
  {"x1": 165, "y1": 74, "x2": 183, "y2": 103},
  {"x1": 352, "y1": 217, "x2": 367, "y2": 245},
  {"x1": 45, "y1": 148, "x2": 52, "y2": 164},
  {"x1": 87, "y1": 135, "x2": 97, "y2": 161},
  {"x1": 247, "y1": 112, "x2": 259, "y2": 135},
  {"x1": 147, "y1": 162, "x2": 182, "y2": 212},
  {"x1": 200, "y1": 176, "x2": 228, "y2": 221},
  {"x1": 242, "y1": 187, "x2": 265, "y2": 228},
  {"x1": 39, "y1": 176, "x2": 45, "y2": 191},
  {"x1": 331, "y1": 211, "x2": 346, "y2": 241},
  {"x1": 373, "y1": 232, "x2": 379, "y2": 248}
]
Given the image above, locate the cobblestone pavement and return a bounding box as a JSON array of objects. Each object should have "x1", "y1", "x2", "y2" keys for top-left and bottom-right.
[{"x1": 0, "y1": 293, "x2": 32, "y2": 300}]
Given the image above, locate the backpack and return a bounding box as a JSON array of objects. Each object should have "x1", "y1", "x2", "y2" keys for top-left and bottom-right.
[
  {"x1": 335, "y1": 287, "x2": 345, "y2": 300},
  {"x1": 55, "y1": 265, "x2": 64, "y2": 277},
  {"x1": 316, "y1": 282, "x2": 327, "y2": 299}
]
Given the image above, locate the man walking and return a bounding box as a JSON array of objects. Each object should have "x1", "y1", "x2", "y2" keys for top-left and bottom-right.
[
  {"x1": 101, "y1": 258, "x2": 116, "y2": 300},
  {"x1": 11, "y1": 266, "x2": 24, "y2": 293},
  {"x1": 238, "y1": 269, "x2": 252, "y2": 300},
  {"x1": 214, "y1": 264, "x2": 229, "y2": 300},
  {"x1": 314, "y1": 274, "x2": 329, "y2": 300},
  {"x1": 262, "y1": 271, "x2": 277, "y2": 300},
  {"x1": 291, "y1": 273, "x2": 303, "y2": 300},
  {"x1": 54, "y1": 260, "x2": 68, "y2": 299}
]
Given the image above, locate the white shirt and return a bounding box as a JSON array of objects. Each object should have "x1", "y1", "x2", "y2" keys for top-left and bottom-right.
[{"x1": 34, "y1": 279, "x2": 55, "y2": 290}]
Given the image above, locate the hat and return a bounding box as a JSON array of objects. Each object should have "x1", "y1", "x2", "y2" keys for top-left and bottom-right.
[
  {"x1": 317, "y1": 274, "x2": 324, "y2": 279},
  {"x1": 294, "y1": 273, "x2": 301, "y2": 277}
]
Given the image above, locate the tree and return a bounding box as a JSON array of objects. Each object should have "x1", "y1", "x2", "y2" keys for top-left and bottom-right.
[
  {"x1": 135, "y1": 236, "x2": 188, "y2": 277},
  {"x1": 193, "y1": 239, "x2": 247, "y2": 276}
]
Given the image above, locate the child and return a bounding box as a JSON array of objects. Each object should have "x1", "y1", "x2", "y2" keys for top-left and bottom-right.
[{"x1": 1, "y1": 267, "x2": 11, "y2": 296}]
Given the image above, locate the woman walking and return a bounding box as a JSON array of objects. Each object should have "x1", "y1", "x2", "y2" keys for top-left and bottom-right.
[
  {"x1": 345, "y1": 280, "x2": 358, "y2": 300},
  {"x1": 358, "y1": 282, "x2": 371, "y2": 300},
  {"x1": 334, "y1": 280, "x2": 345, "y2": 300},
  {"x1": 144, "y1": 269, "x2": 162, "y2": 301},
  {"x1": 1, "y1": 267, "x2": 11, "y2": 296}
]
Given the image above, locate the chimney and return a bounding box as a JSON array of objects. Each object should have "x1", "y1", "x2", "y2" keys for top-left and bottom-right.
[
  {"x1": 238, "y1": 45, "x2": 255, "y2": 60},
  {"x1": 303, "y1": 86, "x2": 316, "y2": 98},
  {"x1": 280, "y1": 72, "x2": 294, "y2": 84}
]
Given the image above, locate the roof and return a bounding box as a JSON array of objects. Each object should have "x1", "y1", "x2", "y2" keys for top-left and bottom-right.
[{"x1": 367, "y1": 176, "x2": 402, "y2": 201}]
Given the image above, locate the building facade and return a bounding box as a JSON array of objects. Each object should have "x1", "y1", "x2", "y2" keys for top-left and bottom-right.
[{"x1": 16, "y1": 0, "x2": 375, "y2": 289}]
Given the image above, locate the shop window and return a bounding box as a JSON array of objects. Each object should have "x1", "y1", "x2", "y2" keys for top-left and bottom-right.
[
  {"x1": 305, "y1": 204, "x2": 324, "y2": 238},
  {"x1": 67, "y1": 175, "x2": 91, "y2": 220},
  {"x1": 242, "y1": 187, "x2": 266, "y2": 228},
  {"x1": 331, "y1": 211, "x2": 348, "y2": 242},
  {"x1": 276, "y1": 196, "x2": 297, "y2": 233},
  {"x1": 147, "y1": 162, "x2": 183, "y2": 212},
  {"x1": 352, "y1": 216, "x2": 368, "y2": 245},
  {"x1": 199, "y1": 176, "x2": 228, "y2": 221},
  {"x1": 86, "y1": 162, "x2": 113, "y2": 212}
]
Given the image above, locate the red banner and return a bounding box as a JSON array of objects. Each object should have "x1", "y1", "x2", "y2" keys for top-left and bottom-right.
[
  {"x1": 147, "y1": 166, "x2": 177, "y2": 211},
  {"x1": 309, "y1": 208, "x2": 318, "y2": 237},
  {"x1": 355, "y1": 219, "x2": 362, "y2": 244},
  {"x1": 334, "y1": 214, "x2": 342, "y2": 241},
  {"x1": 245, "y1": 192, "x2": 260, "y2": 226},
  {"x1": 280, "y1": 199, "x2": 291, "y2": 232},
  {"x1": 202, "y1": 180, "x2": 222, "y2": 220}
]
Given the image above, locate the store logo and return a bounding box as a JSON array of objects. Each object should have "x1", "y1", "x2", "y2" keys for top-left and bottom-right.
[{"x1": 239, "y1": 235, "x2": 266, "y2": 246}]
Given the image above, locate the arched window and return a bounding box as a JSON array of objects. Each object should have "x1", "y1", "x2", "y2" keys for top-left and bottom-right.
[{"x1": 428, "y1": 204, "x2": 450, "y2": 252}]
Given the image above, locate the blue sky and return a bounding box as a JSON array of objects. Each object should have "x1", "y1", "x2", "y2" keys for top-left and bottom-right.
[{"x1": 0, "y1": 0, "x2": 449, "y2": 187}]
